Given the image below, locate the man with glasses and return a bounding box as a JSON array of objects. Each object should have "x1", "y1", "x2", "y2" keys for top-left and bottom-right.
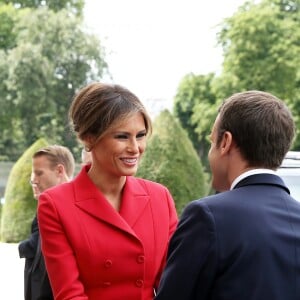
[{"x1": 18, "y1": 145, "x2": 75, "y2": 300}]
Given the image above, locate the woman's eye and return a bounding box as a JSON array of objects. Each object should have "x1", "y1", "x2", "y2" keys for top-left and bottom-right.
[
  {"x1": 115, "y1": 134, "x2": 128, "y2": 139},
  {"x1": 137, "y1": 132, "x2": 146, "y2": 139}
]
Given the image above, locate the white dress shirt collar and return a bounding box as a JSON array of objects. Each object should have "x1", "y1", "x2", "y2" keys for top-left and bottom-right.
[{"x1": 230, "y1": 169, "x2": 276, "y2": 190}]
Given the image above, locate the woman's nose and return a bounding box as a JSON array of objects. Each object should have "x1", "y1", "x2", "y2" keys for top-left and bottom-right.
[{"x1": 127, "y1": 138, "x2": 139, "y2": 152}]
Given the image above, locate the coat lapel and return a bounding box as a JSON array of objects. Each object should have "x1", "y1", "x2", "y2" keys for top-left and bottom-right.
[
  {"x1": 72, "y1": 167, "x2": 149, "y2": 237},
  {"x1": 119, "y1": 176, "x2": 150, "y2": 227}
]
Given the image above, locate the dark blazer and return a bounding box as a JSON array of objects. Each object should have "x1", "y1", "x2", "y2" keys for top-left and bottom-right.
[
  {"x1": 156, "y1": 174, "x2": 300, "y2": 300},
  {"x1": 19, "y1": 216, "x2": 53, "y2": 300}
]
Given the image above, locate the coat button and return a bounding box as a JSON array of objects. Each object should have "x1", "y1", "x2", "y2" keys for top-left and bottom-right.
[
  {"x1": 104, "y1": 259, "x2": 113, "y2": 268},
  {"x1": 136, "y1": 255, "x2": 145, "y2": 263},
  {"x1": 135, "y1": 279, "x2": 144, "y2": 287}
]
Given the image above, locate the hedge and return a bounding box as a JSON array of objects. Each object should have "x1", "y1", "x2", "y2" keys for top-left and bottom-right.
[
  {"x1": 0, "y1": 138, "x2": 48, "y2": 242},
  {"x1": 137, "y1": 110, "x2": 209, "y2": 215}
]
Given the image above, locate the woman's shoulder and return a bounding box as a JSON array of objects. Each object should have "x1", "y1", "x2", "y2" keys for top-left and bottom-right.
[{"x1": 130, "y1": 176, "x2": 169, "y2": 193}]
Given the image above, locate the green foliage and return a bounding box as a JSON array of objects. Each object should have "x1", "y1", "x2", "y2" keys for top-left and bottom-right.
[
  {"x1": 173, "y1": 73, "x2": 219, "y2": 170},
  {"x1": 0, "y1": 0, "x2": 84, "y2": 16},
  {"x1": 0, "y1": 138, "x2": 48, "y2": 242},
  {"x1": 174, "y1": 0, "x2": 300, "y2": 162},
  {"x1": 0, "y1": 7, "x2": 109, "y2": 161},
  {"x1": 219, "y1": 1, "x2": 299, "y2": 96},
  {"x1": 0, "y1": 4, "x2": 19, "y2": 50},
  {"x1": 217, "y1": 0, "x2": 300, "y2": 146},
  {"x1": 136, "y1": 110, "x2": 209, "y2": 214}
]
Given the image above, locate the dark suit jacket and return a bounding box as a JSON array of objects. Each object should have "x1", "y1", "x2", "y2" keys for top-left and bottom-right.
[
  {"x1": 156, "y1": 174, "x2": 300, "y2": 300},
  {"x1": 19, "y1": 216, "x2": 53, "y2": 300}
]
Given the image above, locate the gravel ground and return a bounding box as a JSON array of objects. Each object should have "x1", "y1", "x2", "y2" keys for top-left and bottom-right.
[{"x1": 0, "y1": 242, "x2": 24, "y2": 299}]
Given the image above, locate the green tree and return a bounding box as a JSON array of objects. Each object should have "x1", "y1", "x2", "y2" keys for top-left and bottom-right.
[
  {"x1": 174, "y1": 0, "x2": 300, "y2": 159},
  {"x1": 0, "y1": 6, "x2": 30, "y2": 161},
  {"x1": 0, "y1": 0, "x2": 84, "y2": 16},
  {"x1": 217, "y1": 0, "x2": 300, "y2": 146},
  {"x1": 0, "y1": 138, "x2": 48, "y2": 242},
  {"x1": 219, "y1": 1, "x2": 299, "y2": 96},
  {"x1": 137, "y1": 110, "x2": 209, "y2": 214},
  {"x1": 0, "y1": 4, "x2": 19, "y2": 50},
  {"x1": 0, "y1": 7, "x2": 109, "y2": 161},
  {"x1": 173, "y1": 73, "x2": 219, "y2": 170}
]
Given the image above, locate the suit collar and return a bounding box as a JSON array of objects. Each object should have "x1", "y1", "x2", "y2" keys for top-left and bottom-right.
[
  {"x1": 231, "y1": 169, "x2": 276, "y2": 190},
  {"x1": 234, "y1": 173, "x2": 290, "y2": 194},
  {"x1": 71, "y1": 166, "x2": 149, "y2": 237}
]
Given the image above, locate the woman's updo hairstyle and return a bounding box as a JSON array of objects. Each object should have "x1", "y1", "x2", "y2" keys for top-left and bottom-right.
[{"x1": 69, "y1": 82, "x2": 152, "y2": 149}]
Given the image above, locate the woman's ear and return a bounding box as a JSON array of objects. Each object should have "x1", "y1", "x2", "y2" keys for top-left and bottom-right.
[{"x1": 83, "y1": 135, "x2": 96, "y2": 152}]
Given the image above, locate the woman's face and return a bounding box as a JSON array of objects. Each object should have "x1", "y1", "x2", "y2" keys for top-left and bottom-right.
[{"x1": 91, "y1": 112, "x2": 147, "y2": 177}]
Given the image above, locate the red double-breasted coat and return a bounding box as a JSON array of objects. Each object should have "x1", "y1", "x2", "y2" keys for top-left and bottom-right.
[{"x1": 38, "y1": 166, "x2": 178, "y2": 300}]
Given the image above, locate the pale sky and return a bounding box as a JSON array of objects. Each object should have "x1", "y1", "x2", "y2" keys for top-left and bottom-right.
[{"x1": 84, "y1": 0, "x2": 247, "y2": 113}]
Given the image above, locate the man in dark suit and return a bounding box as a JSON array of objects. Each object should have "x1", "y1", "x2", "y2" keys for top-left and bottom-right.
[
  {"x1": 155, "y1": 90, "x2": 300, "y2": 300},
  {"x1": 18, "y1": 145, "x2": 75, "y2": 300}
]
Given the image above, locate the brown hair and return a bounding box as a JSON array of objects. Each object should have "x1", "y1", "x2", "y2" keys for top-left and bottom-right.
[
  {"x1": 69, "y1": 82, "x2": 152, "y2": 149},
  {"x1": 33, "y1": 145, "x2": 75, "y2": 178},
  {"x1": 217, "y1": 90, "x2": 295, "y2": 168}
]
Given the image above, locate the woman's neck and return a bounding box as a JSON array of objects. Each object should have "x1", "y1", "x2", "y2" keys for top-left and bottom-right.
[{"x1": 87, "y1": 166, "x2": 126, "y2": 211}]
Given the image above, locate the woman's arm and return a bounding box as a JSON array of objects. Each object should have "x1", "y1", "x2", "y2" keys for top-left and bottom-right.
[{"x1": 38, "y1": 192, "x2": 88, "y2": 300}]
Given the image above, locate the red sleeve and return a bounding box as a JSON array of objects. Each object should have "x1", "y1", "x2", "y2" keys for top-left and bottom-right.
[{"x1": 38, "y1": 192, "x2": 88, "y2": 300}]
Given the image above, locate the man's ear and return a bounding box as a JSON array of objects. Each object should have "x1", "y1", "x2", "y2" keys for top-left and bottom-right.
[
  {"x1": 56, "y1": 164, "x2": 65, "y2": 175},
  {"x1": 220, "y1": 131, "x2": 233, "y2": 155}
]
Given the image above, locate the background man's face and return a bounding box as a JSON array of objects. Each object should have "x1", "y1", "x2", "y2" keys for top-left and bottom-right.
[{"x1": 31, "y1": 156, "x2": 60, "y2": 199}]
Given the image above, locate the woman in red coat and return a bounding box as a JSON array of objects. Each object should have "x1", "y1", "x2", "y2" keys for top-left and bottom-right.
[{"x1": 38, "y1": 82, "x2": 178, "y2": 300}]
